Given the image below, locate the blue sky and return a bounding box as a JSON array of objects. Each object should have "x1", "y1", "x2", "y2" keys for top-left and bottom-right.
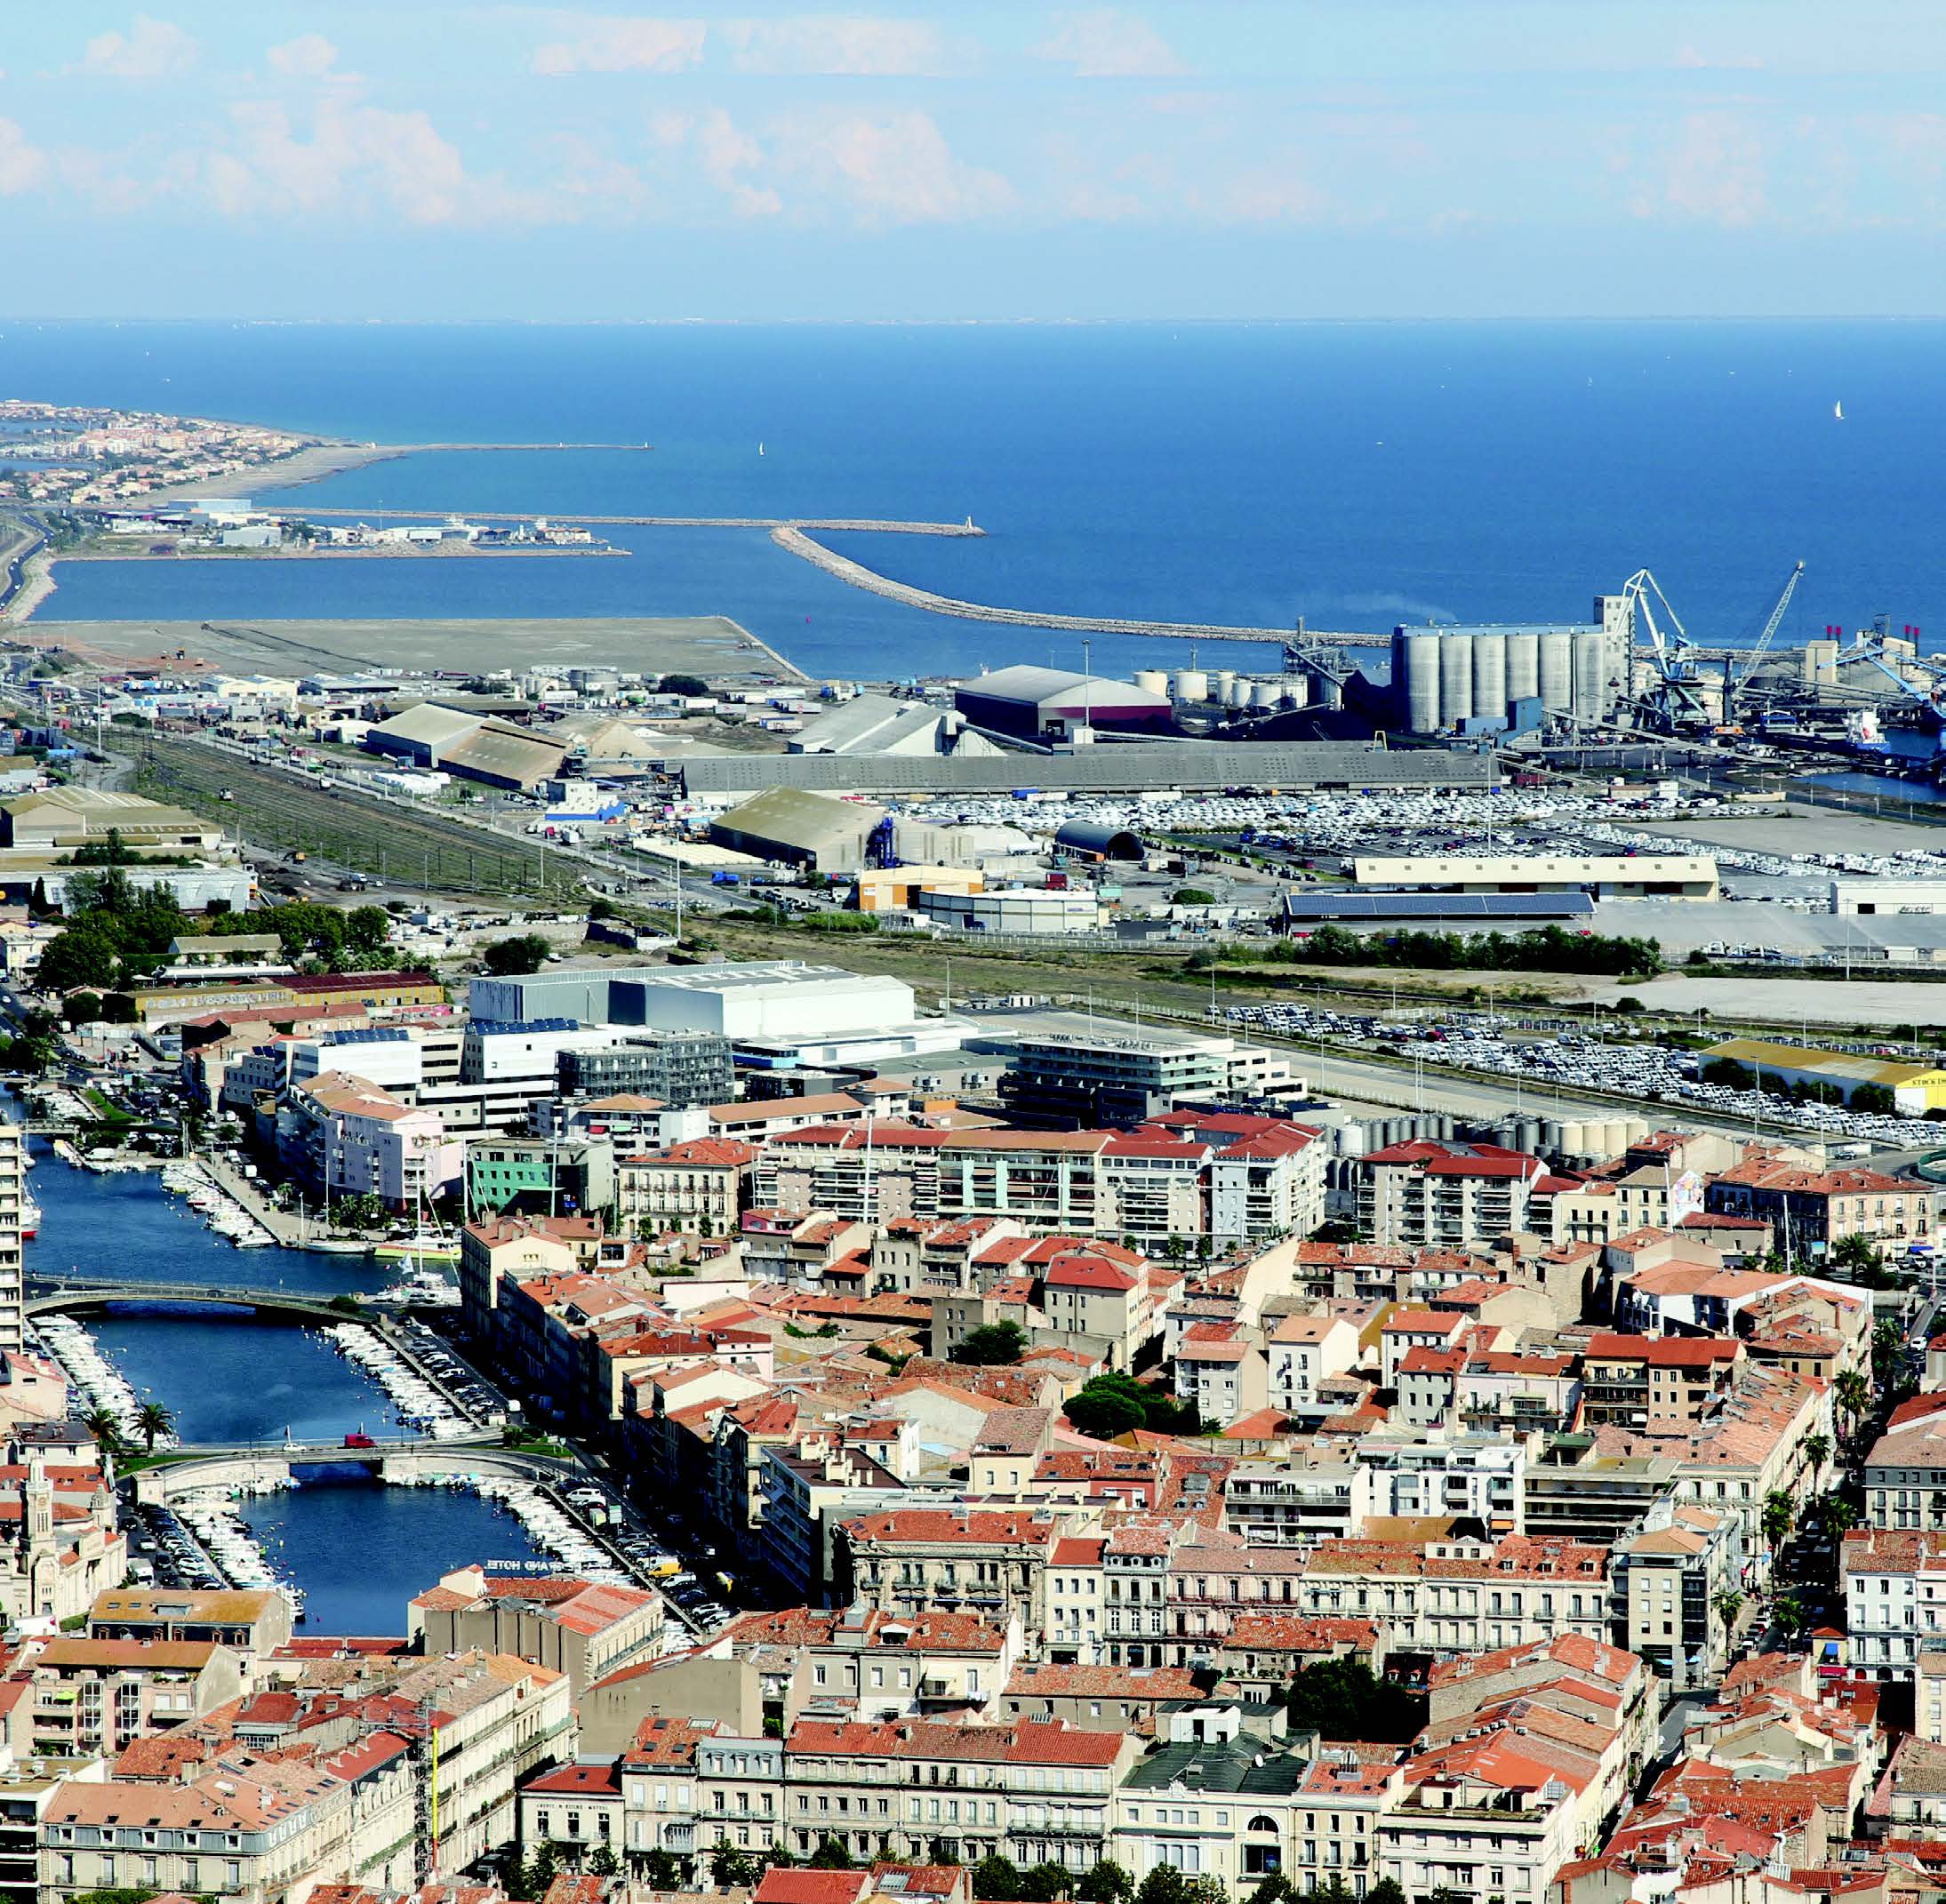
[{"x1": 10, "y1": 3, "x2": 1946, "y2": 319}]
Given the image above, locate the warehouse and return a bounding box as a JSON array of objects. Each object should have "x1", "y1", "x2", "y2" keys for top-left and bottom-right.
[
  {"x1": 1703, "y1": 1036, "x2": 1946, "y2": 1116},
  {"x1": 1053, "y1": 820, "x2": 1142, "y2": 862},
  {"x1": 853, "y1": 866, "x2": 984, "y2": 913},
  {"x1": 680, "y1": 740, "x2": 1498, "y2": 798},
  {"x1": 1282, "y1": 892, "x2": 1597, "y2": 931},
  {"x1": 916, "y1": 888, "x2": 1104, "y2": 935},
  {"x1": 1830, "y1": 878, "x2": 1946, "y2": 916},
  {"x1": 361, "y1": 701, "x2": 484, "y2": 768},
  {"x1": 709, "y1": 787, "x2": 888, "y2": 875},
  {"x1": 1353, "y1": 854, "x2": 1719, "y2": 900},
  {"x1": 955, "y1": 665, "x2": 1175, "y2": 741},
  {"x1": 789, "y1": 694, "x2": 1001, "y2": 758},
  {"x1": 613, "y1": 960, "x2": 917, "y2": 1043},
  {"x1": 437, "y1": 721, "x2": 568, "y2": 793}
]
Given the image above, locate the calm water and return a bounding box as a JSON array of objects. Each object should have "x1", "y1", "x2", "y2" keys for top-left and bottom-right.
[
  {"x1": 30, "y1": 1150, "x2": 546, "y2": 1632},
  {"x1": 15, "y1": 320, "x2": 1946, "y2": 679}
]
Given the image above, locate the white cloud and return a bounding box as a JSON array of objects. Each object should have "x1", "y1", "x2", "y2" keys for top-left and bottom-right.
[
  {"x1": 721, "y1": 16, "x2": 961, "y2": 76},
  {"x1": 694, "y1": 107, "x2": 781, "y2": 216},
  {"x1": 1031, "y1": 9, "x2": 1187, "y2": 79},
  {"x1": 783, "y1": 108, "x2": 1013, "y2": 223},
  {"x1": 267, "y1": 34, "x2": 341, "y2": 80},
  {"x1": 1630, "y1": 109, "x2": 1767, "y2": 226},
  {"x1": 534, "y1": 16, "x2": 707, "y2": 76},
  {"x1": 0, "y1": 119, "x2": 47, "y2": 196},
  {"x1": 79, "y1": 15, "x2": 197, "y2": 81},
  {"x1": 205, "y1": 92, "x2": 545, "y2": 226}
]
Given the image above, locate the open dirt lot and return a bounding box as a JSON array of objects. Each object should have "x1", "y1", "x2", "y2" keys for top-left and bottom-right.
[{"x1": 12, "y1": 613, "x2": 797, "y2": 680}]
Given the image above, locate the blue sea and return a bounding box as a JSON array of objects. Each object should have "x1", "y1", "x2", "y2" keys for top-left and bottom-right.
[{"x1": 8, "y1": 319, "x2": 1944, "y2": 678}]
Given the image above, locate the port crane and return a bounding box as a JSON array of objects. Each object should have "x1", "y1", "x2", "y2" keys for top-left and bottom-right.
[
  {"x1": 1723, "y1": 560, "x2": 1806, "y2": 722},
  {"x1": 1621, "y1": 567, "x2": 1712, "y2": 734}
]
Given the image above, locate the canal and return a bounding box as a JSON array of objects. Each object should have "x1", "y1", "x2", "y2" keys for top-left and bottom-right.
[{"x1": 29, "y1": 1146, "x2": 549, "y2": 1633}]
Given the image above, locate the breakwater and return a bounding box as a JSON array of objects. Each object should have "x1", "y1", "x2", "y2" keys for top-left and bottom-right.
[
  {"x1": 772, "y1": 525, "x2": 1341, "y2": 646},
  {"x1": 289, "y1": 508, "x2": 984, "y2": 533}
]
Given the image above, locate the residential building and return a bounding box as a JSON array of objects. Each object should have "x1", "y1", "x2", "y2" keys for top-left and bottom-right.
[
  {"x1": 617, "y1": 1140, "x2": 759, "y2": 1235},
  {"x1": 407, "y1": 1568, "x2": 665, "y2": 1695}
]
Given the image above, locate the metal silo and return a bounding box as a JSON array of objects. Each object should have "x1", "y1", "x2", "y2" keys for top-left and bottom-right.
[
  {"x1": 1133, "y1": 670, "x2": 1169, "y2": 697},
  {"x1": 1538, "y1": 632, "x2": 1574, "y2": 713},
  {"x1": 1251, "y1": 681, "x2": 1285, "y2": 709},
  {"x1": 1574, "y1": 628, "x2": 1607, "y2": 721},
  {"x1": 1439, "y1": 632, "x2": 1474, "y2": 726},
  {"x1": 1214, "y1": 669, "x2": 1237, "y2": 704},
  {"x1": 1173, "y1": 669, "x2": 1208, "y2": 704},
  {"x1": 1506, "y1": 630, "x2": 1541, "y2": 704},
  {"x1": 1471, "y1": 632, "x2": 1508, "y2": 726},
  {"x1": 1402, "y1": 631, "x2": 1442, "y2": 732},
  {"x1": 1282, "y1": 674, "x2": 1309, "y2": 709}
]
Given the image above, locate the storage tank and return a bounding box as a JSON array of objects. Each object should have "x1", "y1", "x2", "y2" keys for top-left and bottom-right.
[
  {"x1": 1133, "y1": 669, "x2": 1169, "y2": 698},
  {"x1": 1224, "y1": 678, "x2": 1252, "y2": 708},
  {"x1": 1282, "y1": 674, "x2": 1309, "y2": 709},
  {"x1": 1471, "y1": 632, "x2": 1508, "y2": 726},
  {"x1": 1558, "y1": 1120, "x2": 1590, "y2": 1157},
  {"x1": 1251, "y1": 681, "x2": 1285, "y2": 709},
  {"x1": 1506, "y1": 630, "x2": 1541, "y2": 705},
  {"x1": 1401, "y1": 631, "x2": 1442, "y2": 732},
  {"x1": 1213, "y1": 669, "x2": 1237, "y2": 703},
  {"x1": 1173, "y1": 669, "x2": 1208, "y2": 704},
  {"x1": 1538, "y1": 632, "x2": 1574, "y2": 713},
  {"x1": 1574, "y1": 628, "x2": 1608, "y2": 721},
  {"x1": 1439, "y1": 632, "x2": 1475, "y2": 726},
  {"x1": 1514, "y1": 1116, "x2": 1542, "y2": 1156},
  {"x1": 1599, "y1": 1118, "x2": 1630, "y2": 1157}
]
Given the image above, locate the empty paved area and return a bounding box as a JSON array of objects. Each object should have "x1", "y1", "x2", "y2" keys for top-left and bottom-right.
[
  {"x1": 1585, "y1": 973, "x2": 1946, "y2": 1028},
  {"x1": 14, "y1": 614, "x2": 796, "y2": 679}
]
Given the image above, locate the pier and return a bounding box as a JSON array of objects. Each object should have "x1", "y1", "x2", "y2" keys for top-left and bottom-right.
[{"x1": 289, "y1": 508, "x2": 986, "y2": 535}]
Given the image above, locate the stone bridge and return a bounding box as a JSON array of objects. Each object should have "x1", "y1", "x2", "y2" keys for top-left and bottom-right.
[
  {"x1": 130, "y1": 1438, "x2": 576, "y2": 1507},
  {"x1": 27, "y1": 1279, "x2": 373, "y2": 1324}
]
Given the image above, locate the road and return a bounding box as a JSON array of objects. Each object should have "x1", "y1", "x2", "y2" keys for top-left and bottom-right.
[{"x1": 0, "y1": 512, "x2": 47, "y2": 616}]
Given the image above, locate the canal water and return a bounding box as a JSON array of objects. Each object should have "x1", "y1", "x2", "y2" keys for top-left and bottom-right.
[{"x1": 29, "y1": 1147, "x2": 548, "y2": 1633}]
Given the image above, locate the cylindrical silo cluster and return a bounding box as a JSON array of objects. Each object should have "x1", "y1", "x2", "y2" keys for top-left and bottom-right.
[
  {"x1": 1573, "y1": 628, "x2": 1608, "y2": 722},
  {"x1": 1133, "y1": 669, "x2": 1169, "y2": 698},
  {"x1": 1172, "y1": 668, "x2": 1207, "y2": 704},
  {"x1": 1438, "y1": 632, "x2": 1475, "y2": 726},
  {"x1": 1506, "y1": 630, "x2": 1541, "y2": 704},
  {"x1": 1471, "y1": 632, "x2": 1507, "y2": 724},
  {"x1": 1250, "y1": 681, "x2": 1285, "y2": 709},
  {"x1": 1538, "y1": 632, "x2": 1574, "y2": 714},
  {"x1": 1396, "y1": 630, "x2": 1443, "y2": 733}
]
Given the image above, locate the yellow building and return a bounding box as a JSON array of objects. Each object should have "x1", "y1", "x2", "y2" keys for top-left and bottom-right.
[
  {"x1": 1705, "y1": 1036, "x2": 1946, "y2": 1115},
  {"x1": 852, "y1": 865, "x2": 985, "y2": 913}
]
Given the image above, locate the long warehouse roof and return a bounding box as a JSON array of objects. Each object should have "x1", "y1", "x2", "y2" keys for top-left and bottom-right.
[
  {"x1": 1704, "y1": 1036, "x2": 1942, "y2": 1086},
  {"x1": 682, "y1": 742, "x2": 1497, "y2": 797},
  {"x1": 1282, "y1": 892, "x2": 1595, "y2": 921}
]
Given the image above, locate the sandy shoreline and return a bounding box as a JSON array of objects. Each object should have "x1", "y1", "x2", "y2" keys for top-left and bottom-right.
[{"x1": 134, "y1": 441, "x2": 410, "y2": 506}]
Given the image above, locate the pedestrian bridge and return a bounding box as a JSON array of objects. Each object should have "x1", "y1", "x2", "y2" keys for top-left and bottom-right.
[
  {"x1": 131, "y1": 1437, "x2": 574, "y2": 1507},
  {"x1": 27, "y1": 1279, "x2": 372, "y2": 1324}
]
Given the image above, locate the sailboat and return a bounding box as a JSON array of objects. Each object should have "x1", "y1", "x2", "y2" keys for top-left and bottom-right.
[
  {"x1": 1835, "y1": 401, "x2": 1845, "y2": 420},
  {"x1": 757, "y1": 442, "x2": 765, "y2": 457}
]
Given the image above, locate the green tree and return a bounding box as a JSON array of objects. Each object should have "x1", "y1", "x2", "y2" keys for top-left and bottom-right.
[
  {"x1": 589, "y1": 1845, "x2": 620, "y2": 1878},
  {"x1": 524, "y1": 1841, "x2": 563, "y2": 1896},
  {"x1": 1759, "y1": 1490, "x2": 1795, "y2": 1557},
  {"x1": 973, "y1": 1856, "x2": 1024, "y2": 1900},
  {"x1": 1061, "y1": 1383, "x2": 1147, "y2": 1440},
  {"x1": 1020, "y1": 1866, "x2": 1073, "y2": 1904},
  {"x1": 1365, "y1": 1884, "x2": 1406, "y2": 1904},
  {"x1": 37, "y1": 927, "x2": 118, "y2": 993},
  {"x1": 658, "y1": 674, "x2": 710, "y2": 696},
  {"x1": 80, "y1": 1407, "x2": 129, "y2": 1460},
  {"x1": 638, "y1": 1851, "x2": 681, "y2": 1888},
  {"x1": 483, "y1": 932, "x2": 551, "y2": 976},
  {"x1": 1076, "y1": 1865, "x2": 1133, "y2": 1904},
  {"x1": 65, "y1": 991, "x2": 103, "y2": 1026},
  {"x1": 1774, "y1": 1592, "x2": 1812, "y2": 1642},
  {"x1": 1835, "y1": 1368, "x2": 1870, "y2": 1429},
  {"x1": 1247, "y1": 1879, "x2": 1294, "y2": 1904},
  {"x1": 953, "y1": 1322, "x2": 1029, "y2": 1367},
  {"x1": 1804, "y1": 1432, "x2": 1831, "y2": 1476},
  {"x1": 806, "y1": 1838, "x2": 854, "y2": 1871},
  {"x1": 132, "y1": 1401, "x2": 174, "y2": 1453},
  {"x1": 1713, "y1": 1590, "x2": 1745, "y2": 1652},
  {"x1": 1172, "y1": 888, "x2": 1217, "y2": 906},
  {"x1": 710, "y1": 1838, "x2": 762, "y2": 1888},
  {"x1": 1284, "y1": 1657, "x2": 1426, "y2": 1743},
  {"x1": 344, "y1": 904, "x2": 391, "y2": 954}
]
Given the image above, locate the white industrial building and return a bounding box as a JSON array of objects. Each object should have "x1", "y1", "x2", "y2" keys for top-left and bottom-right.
[
  {"x1": 1354, "y1": 854, "x2": 1719, "y2": 900},
  {"x1": 1830, "y1": 878, "x2": 1946, "y2": 916},
  {"x1": 620, "y1": 961, "x2": 912, "y2": 1040},
  {"x1": 915, "y1": 889, "x2": 1104, "y2": 935}
]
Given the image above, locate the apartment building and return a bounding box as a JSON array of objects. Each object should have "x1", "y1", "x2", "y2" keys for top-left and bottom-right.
[
  {"x1": 1581, "y1": 1333, "x2": 1745, "y2": 1427},
  {"x1": 407, "y1": 1568, "x2": 665, "y2": 1695},
  {"x1": 1864, "y1": 1404, "x2": 1946, "y2": 1531},
  {"x1": 616, "y1": 1139, "x2": 758, "y2": 1235},
  {"x1": 1610, "y1": 1502, "x2": 1743, "y2": 1689},
  {"x1": 1267, "y1": 1314, "x2": 1359, "y2": 1418},
  {"x1": 1843, "y1": 1529, "x2": 1946, "y2": 1676},
  {"x1": 16, "y1": 1638, "x2": 244, "y2": 1757},
  {"x1": 1707, "y1": 1159, "x2": 1934, "y2": 1260},
  {"x1": 842, "y1": 1509, "x2": 1064, "y2": 1632},
  {"x1": 1357, "y1": 1143, "x2": 1545, "y2": 1249}
]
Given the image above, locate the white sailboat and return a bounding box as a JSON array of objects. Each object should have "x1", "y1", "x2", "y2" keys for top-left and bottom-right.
[
  {"x1": 1835, "y1": 400, "x2": 1845, "y2": 420},
  {"x1": 757, "y1": 441, "x2": 765, "y2": 457}
]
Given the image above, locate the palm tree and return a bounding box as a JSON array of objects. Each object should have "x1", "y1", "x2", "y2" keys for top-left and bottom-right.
[
  {"x1": 1760, "y1": 1488, "x2": 1796, "y2": 1558},
  {"x1": 1804, "y1": 1432, "x2": 1831, "y2": 1479},
  {"x1": 1836, "y1": 1368, "x2": 1870, "y2": 1425},
  {"x1": 1774, "y1": 1592, "x2": 1811, "y2": 1644},
  {"x1": 1823, "y1": 1497, "x2": 1861, "y2": 1539},
  {"x1": 132, "y1": 1401, "x2": 174, "y2": 1453},
  {"x1": 1712, "y1": 1589, "x2": 1745, "y2": 1654},
  {"x1": 80, "y1": 1406, "x2": 128, "y2": 1460}
]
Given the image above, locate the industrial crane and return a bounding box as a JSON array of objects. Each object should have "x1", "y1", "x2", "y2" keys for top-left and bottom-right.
[
  {"x1": 1724, "y1": 560, "x2": 1806, "y2": 716},
  {"x1": 1620, "y1": 567, "x2": 1712, "y2": 734}
]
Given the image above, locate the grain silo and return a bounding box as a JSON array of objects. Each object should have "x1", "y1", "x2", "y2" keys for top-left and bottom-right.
[
  {"x1": 1400, "y1": 630, "x2": 1442, "y2": 732},
  {"x1": 1471, "y1": 631, "x2": 1508, "y2": 726},
  {"x1": 1573, "y1": 628, "x2": 1607, "y2": 721},
  {"x1": 1538, "y1": 632, "x2": 1574, "y2": 713},
  {"x1": 1133, "y1": 669, "x2": 1169, "y2": 698},
  {"x1": 1506, "y1": 630, "x2": 1541, "y2": 704},
  {"x1": 1173, "y1": 668, "x2": 1208, "y2": 704},
  {"x1": 1250, "y1": 681, "x2": 1285, "y2": 709},
  {"x1": 1439, "y1": 632, "x2": 1475, "y2": 726}
]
